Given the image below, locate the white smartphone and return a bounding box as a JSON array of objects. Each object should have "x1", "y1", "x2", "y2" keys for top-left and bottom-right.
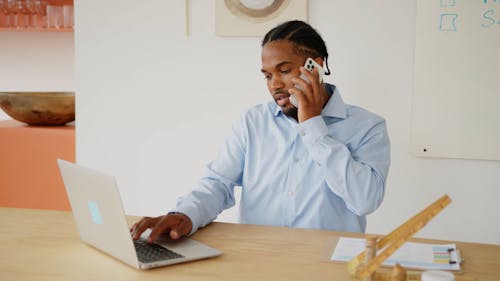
[{"x1": 290, "y1": 58, "x2": 324, "y2": 108}]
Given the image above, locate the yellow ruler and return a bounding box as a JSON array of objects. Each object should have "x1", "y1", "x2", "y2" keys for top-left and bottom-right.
[{"x1": 347, "y1": 194, "x2": 452, "y2": 280}]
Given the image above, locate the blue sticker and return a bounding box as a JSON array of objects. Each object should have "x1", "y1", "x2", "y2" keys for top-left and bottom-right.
[{"x1": 88, "y1": 201, "x2": 103, "y2": 225}]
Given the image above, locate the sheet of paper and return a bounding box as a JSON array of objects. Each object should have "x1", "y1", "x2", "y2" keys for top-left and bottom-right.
[{"x1": 331, "y1": 237, "x2": 461, "y2": 271}]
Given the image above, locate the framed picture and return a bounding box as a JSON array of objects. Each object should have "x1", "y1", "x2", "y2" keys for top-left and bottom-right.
[{"x1": 215, "y1": 0, "x2": 308, "y2": 37}]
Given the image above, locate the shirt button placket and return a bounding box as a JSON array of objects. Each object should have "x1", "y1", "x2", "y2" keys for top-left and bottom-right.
[{"x1": 287, "y1": 137, "x2": 302, "y2": 227}]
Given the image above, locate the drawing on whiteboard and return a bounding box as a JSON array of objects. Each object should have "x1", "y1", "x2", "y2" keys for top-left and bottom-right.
[
  {"x1": 439, "y1": 13, "x2": 458, "y2": 31},
  {"x1": 482, "y1": 9, "x2": 500, "y2": 28},
  {"x1": 439, "y1": 0, "x2": 499, "y2": 31},
  {"x1": 440, "y1": 0, "x2": 456, "y2": 8}
]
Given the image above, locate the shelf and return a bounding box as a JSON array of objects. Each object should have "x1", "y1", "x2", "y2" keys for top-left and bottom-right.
[
  {"x1": 0, "y1": 27, "x2": 73, "y2": 32},
  {"x1": 0, "y1": 0, "x2": 73, "y2": 32}
]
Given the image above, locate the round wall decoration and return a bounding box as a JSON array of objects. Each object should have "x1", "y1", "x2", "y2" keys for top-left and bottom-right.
[
  {"x1": 215, "y1": 0, "x2": 307, "y2": 37},
  {"x1": 223, "y1": 0, "x2": 291, "y2": 23}
]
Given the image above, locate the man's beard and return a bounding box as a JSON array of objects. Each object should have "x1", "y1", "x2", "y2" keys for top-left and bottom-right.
[{"x1": 282, "y1": 105, "x2": 298, "y2": 120}]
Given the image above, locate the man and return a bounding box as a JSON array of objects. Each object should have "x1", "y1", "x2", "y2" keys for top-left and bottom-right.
[{"x1": 131, "y1": 20, "x2": 390, "y2": 243}]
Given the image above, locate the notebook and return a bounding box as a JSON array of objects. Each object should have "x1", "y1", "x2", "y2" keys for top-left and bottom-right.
[{"x1": 57, "y1": 159, "x2": 222, "y2": 270}]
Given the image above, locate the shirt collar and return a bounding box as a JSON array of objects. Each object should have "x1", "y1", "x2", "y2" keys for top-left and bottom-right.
[
  {"x1": 322, "y1": 84, "x2": 347, "y2": 119},
  {"x1": 272, "y1": 83, "x2": 347, "y2": 119}
]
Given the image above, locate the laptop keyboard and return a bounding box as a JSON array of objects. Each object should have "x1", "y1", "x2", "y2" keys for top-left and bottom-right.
[{"x1": 134, "y1": 239, "x2": 184, "y2": 263}]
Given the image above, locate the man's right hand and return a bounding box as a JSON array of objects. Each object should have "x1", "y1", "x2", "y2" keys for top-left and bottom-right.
[{"x1": 130, "y1": 213, "x2": 193, "y2": 243}]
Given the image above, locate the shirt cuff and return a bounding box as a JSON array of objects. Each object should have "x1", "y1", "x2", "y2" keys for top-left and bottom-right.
[
  {"x1": 169, "y1": 208, "x2": 199, "y2": 236},
  {"x1": 296, "y1": 115, "x2": 329, "y2": 147}
]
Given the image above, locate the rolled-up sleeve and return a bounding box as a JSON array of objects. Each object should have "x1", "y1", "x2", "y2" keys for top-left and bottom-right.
[{"x1": 297, "y1": 115, "x2": 390, "y2": 216}]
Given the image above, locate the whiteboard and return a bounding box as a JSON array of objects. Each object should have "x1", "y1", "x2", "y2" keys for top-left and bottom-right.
[{"x1": 412, "y1": 0, "x2": 500, "y2": 161}]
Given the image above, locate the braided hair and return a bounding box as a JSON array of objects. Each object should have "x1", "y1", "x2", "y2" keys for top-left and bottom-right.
[{"x1": 262, "y1": 20, "x2": 331, "y2": 75}]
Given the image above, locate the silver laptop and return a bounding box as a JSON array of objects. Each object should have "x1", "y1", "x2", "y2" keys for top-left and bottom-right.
[{"x1": 57, "y1": 159, "x2": 222, "y2": 269}]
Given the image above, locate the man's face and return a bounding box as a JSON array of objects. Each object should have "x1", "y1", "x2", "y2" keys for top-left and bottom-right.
[{"x1": 261, "y1": 40, "x2": 306, "y2": 116}]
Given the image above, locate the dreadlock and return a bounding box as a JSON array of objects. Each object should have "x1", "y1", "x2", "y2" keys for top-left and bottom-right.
[{"x1": 262, "y1": 20, "x2": 331, "y2": 75}]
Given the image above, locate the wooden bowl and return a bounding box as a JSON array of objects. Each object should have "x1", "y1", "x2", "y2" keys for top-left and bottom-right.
[{"x1": 0, "y1": 92, "x2": 75, "y2": 126}]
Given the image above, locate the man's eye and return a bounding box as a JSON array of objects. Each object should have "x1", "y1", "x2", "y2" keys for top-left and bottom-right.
[
  {"x1": 264, "y1": 74, "x2": 271, "y2": 80},
  {"x1": 280, "y1": 69, "x2": 291, "y2": 74}
]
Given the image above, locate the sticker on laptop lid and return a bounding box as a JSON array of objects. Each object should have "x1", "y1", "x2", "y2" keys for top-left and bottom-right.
[{"x1": 88, "y1": 201, "x2": 103, "y2": 225}]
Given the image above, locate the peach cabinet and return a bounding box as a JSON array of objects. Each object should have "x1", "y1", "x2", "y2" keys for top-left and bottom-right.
[{"x1": 0, "y1": 120, "x2": 74, "y2": 210}]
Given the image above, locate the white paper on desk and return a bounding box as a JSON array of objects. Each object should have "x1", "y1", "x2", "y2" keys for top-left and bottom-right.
[{"x1": 331, "y1": 237, "x2": 460, "y2": 271}]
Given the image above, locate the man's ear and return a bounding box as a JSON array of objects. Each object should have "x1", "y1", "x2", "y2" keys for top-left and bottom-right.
[{"x1": 314, "y1": 57, "x2": 324, "y2": 68}]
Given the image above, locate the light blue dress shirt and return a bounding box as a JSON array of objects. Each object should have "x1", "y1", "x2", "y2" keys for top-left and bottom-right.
[{"x1": 172, "y1": 84, "x2": 390, "y2": 234}]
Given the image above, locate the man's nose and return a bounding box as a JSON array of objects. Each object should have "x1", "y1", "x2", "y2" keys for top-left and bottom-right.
[{"x1": 271, "y1": 76, "x2": 284, "y2": 91}]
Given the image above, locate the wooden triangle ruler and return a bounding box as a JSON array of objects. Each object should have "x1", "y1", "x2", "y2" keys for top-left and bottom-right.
[{"x1": 347, "y1": 194, "x2": 453, "y2": 281}]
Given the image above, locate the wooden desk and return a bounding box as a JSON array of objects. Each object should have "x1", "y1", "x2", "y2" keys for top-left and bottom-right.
[
  {"x1": 0, "y1": 120, "x2": 75, "y2": 210},
  {"x1": 1, "y1": 208, "x2": 499, "y2": 281}
]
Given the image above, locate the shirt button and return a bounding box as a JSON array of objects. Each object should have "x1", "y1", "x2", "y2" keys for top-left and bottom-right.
[
  {"x1": 288, "y1": 191, "x2": 294, "y2": 197},
  {"x1": 300, "y1": 131, "x2": 306, "y2": 136},
  {"x1": 294, "y1": 157, "x2": 300, "y2": 163}
]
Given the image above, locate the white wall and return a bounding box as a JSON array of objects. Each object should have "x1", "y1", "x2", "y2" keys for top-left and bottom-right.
[
  {"x1": 0, "y1": 32, "x2": 75, "y2": 120},
  {"x1": 75, "y1": 0, "x2": 500, "y2": 245}
]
